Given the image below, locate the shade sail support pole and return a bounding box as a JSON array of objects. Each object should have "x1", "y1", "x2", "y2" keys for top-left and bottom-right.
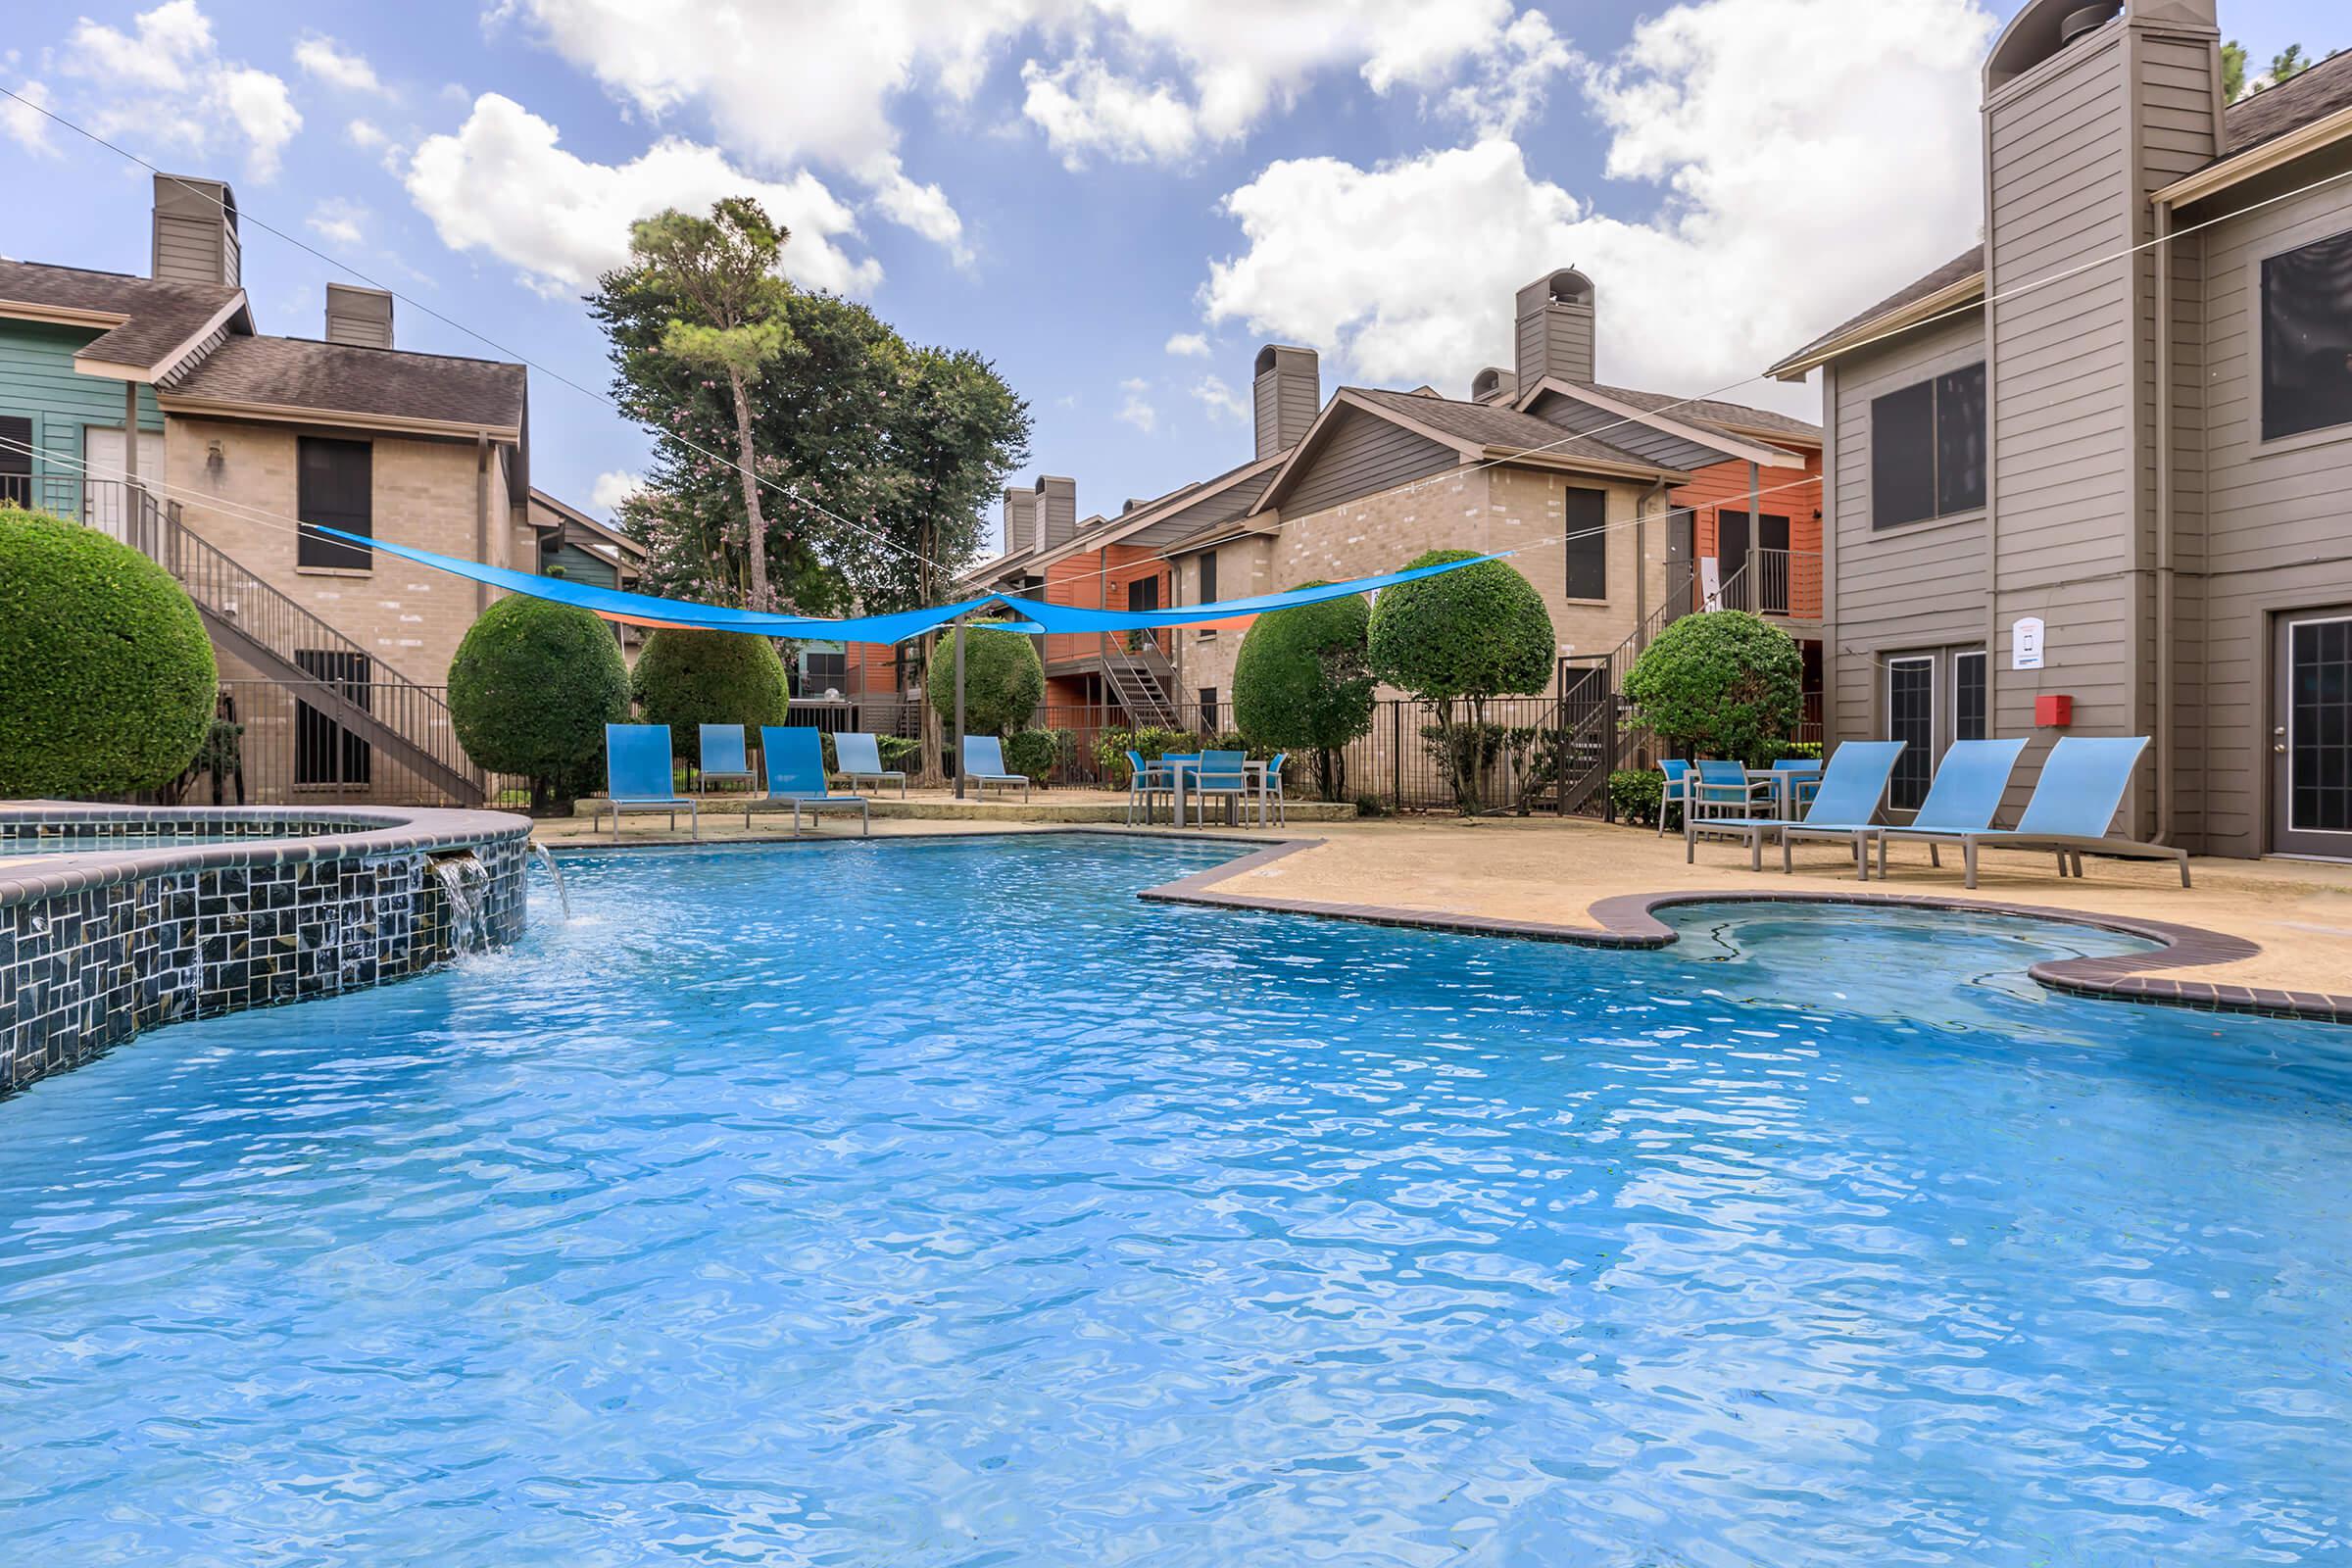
[{"x1": 953, "y1": 613, "x2": 967, "y2": 802}]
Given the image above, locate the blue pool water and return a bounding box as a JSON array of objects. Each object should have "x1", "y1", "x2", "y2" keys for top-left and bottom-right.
[{"x1": 2, "y1": 835, "x2": 2346, "y2": 1565}]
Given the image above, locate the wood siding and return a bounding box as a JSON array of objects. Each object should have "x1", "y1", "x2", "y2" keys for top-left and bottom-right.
[
  {"x1": 1278, "y1": 406, "x2": 1457, "y2": 518},
  {"x1": 0, "y1": 319, "x2": 165, "y2": 506}
]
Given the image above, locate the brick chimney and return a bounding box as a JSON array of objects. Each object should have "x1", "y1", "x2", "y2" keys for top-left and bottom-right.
[
  {"x1": 1513, "y1": 269, "x2": 1594, "y2": 388},
  {"x1": 324, "y1": 282, "x2": 395, "y2": 348},
  {"x1": 1251, "y1": 345, "x2": 1320, "y2": 459},
  {"x1": 151, "y1": 173, "x2": 240, "y2": 288},
  {"x1": 1035, "y1": 475, "x2": 1077, "y2": 552}
]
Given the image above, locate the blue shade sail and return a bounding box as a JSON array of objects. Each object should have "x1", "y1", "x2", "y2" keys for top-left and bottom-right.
[{"x1": 307, "y1": 526, "x2": 1500, "y2": 641}]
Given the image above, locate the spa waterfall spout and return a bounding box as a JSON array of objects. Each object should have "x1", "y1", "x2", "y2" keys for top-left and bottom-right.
[{"x1": 529, "y1": 839, "x2": 571, "y2": 919}]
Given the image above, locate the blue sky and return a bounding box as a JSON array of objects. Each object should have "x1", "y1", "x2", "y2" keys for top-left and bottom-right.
[{"x1": 3, "y1": 0, "x2": 2338, "y2": 552}]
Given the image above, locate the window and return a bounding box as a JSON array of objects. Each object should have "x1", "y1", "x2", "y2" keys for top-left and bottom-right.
[
  {"x1": 1563, "y1": 486, "x2": 1607, "y2": 599},
  {"x1": 1199, "y1": 551, "x2": 1218, "y2": 606},
  {"x1": 297, "y1": 436, "x2": 372, "y2": 568},
  {"x1": 1199, "y1": 688, "x2": 1218, "y2": 731},
  {"x1": 1886, "y1": 656, "x2": 1935, "y2": 810},
  {"x1": 0, "y1": 415, "x2": 29, "y2": 507},
  {"x1": 294, "y1": 650, "x2": 372, "y2": 787},
  {"x1": 800, "y1": 650, "x2": 846, "y2": 696},
  {"x1": 1126, "y1": 574, "x2": 1159, "y2": 612},
  {"x1": 1871, "y1": 364, "x2": 1985, "y2": 528},
  {"x1": 1954, "y1": 651, "x2": 1987, "y2": 742},
  {"x1": 2262, "y1": 227, "x2": 2352, "y2": 441}
]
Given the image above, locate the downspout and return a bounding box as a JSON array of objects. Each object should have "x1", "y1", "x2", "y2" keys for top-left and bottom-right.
[
  {"x1": 473, "y1": 434, "x2": 491, "y2": 616},
  {"x1": 1636, "y1": 478, "x2": 1666, "y2": 652},
  {"x1": 2152, "y1": 198, "x2": 2175, "y2": 845}
]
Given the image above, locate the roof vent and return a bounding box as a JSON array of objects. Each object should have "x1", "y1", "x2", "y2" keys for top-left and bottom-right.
[{"x1": 2058, "y1": 2, "x2": 2120, "y2": 46}]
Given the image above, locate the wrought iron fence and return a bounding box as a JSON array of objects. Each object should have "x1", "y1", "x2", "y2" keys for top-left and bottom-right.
[{"x1": 175, "y1": 681, "x2": 529, "y2": 810}]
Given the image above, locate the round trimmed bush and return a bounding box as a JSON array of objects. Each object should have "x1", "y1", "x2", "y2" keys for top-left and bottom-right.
[
  {"x1": 926, "y1": 623, "x2": 1044, "y2": 737},
  {"x1": 630, "y1": 626, "x2": 791, "y2": 753},
  {"x1": 450, "y1": 595, "x2": 630, "y2": 808},
  {"x1": 0, "y1": 504, "x2": 217, "y2": 796},
  {"x1": 1622, "y1": 609, "x2": 1803, "y2": 765},
  {"x1": 1367, "y1": 549, "x2": 1554, "y2": 703},
  {"x1": 1232, "y1": 582, "x2": 1374, "y2": 800}
]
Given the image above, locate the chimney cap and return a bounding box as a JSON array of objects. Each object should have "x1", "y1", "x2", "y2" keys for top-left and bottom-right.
[{"x1": 1252, "y1": 343, "x2": 1316, "y2": 377}]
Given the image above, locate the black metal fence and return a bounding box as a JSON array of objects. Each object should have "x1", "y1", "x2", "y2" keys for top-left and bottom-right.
[{"x1": 177, "y1": 681, "x2": 530, "y2": 810}]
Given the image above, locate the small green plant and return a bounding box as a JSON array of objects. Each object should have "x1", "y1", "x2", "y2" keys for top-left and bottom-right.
[
  {"x1": 449, "y1": 595, "x2": 631, "y2": 811},
  {"x1": 1092, "y1": 724, "x2": 1198, "y2": 787},
  {"x1": 0, "y1": 504, "x2": 218, "y2": 797},
  {"x1": 1622, "y1": 611, "x2": 1804, "y2": 767},
  {"x1": 1608, "y1": 768, "x2": 1669, "y2": 828},
  {"x1": 926, "y1": 623, "x2": 1045, "y2": 738},
  {"x1": 1004, "y1": 727, "x2": 1075, "y2": 783},
  {"x1": 631, "y1": 626, "x2": 791, "y2": 753}
]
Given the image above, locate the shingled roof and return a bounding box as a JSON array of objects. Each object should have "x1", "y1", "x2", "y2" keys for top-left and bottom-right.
[
  {"x1": 162, "y1": 335, "x2": 527, "y2": 435},
  {"x1": 1585, "y1": 381, "x2": 1822, "y2": 443},
  {"x1": 0, "y1": 259, "x2": 247, "y2": 377},
  {"x1": 1344, "y1": 385, "x2": 1664, "y2": 470},
  {"x1": 1772, "y1": 48, "x2": 2352, "y2": 375}
]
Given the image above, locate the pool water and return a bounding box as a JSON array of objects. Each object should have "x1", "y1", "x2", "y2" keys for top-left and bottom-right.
[{"x1": 2, "y1": 836, "x2": 2345, "y2": 1566}]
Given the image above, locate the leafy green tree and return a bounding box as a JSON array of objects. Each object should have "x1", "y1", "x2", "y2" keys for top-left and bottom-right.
[
  {"x1": 1621, "y1": 610, "x2": 1803, "y2": 766},
  {"x1": 630, "y1": 627, "x2": 791, "y2": 755},
  {"x1": 448, "y1": 595, "x2": 630, "y2": 811},
  {"x1": 0, "y1": 503, "x2": 216, "y2": 796},
  {"x1": 1366, "y1": 549, "x2": 1554, "y2": 813},
  {"x1": 1231, "y1": 582, "x2": 1375, "y2": 801},
  {"x1": 2269, "y1": 43, "x2": 2309, "y2": 87},
  {"x1": 618, "y1": 199, "x2": 793, "y2": 610},
  {"x1": 2222, "y1": 39, "x2": 2248, "y2": 101},
  {"x1": 925, "y1": 623, "x2": 1044, "y2": 740}
]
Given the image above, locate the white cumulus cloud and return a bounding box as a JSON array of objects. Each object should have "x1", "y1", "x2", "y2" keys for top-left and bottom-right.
[
  {"x1": 1116, "y1": 377, "x2": 1157, "y2": 433},
  {"x1": 1192, "y1": 374, "x2": 1248, "y2": 424},
  {"x1": 304, "y1": 197, "x2": 367, "y2": 248},
  {"x1": 1201, "y1": 0, "x2": 1995, "y2": 412},
  {"x1": 591, "y1": 469, "x2": 647, "y2": 514},
  {"x1": 405, "y1": 93, "x2": 880, "y2": 299},
  {"x1": 58, "y1": 1, "x2": 302, "y2": 179},
  {"x1": 1, "y1": 78, "x2": 57, "y2": 155},
  {"x1": 294, "y1": 34, "x2": 389, "y2": 97},
  {"x1": 1165, "y1": 332, "x2": 1210, "y2": 358},
  {"x1": 1023, "y1": 54, "x2": 1200, "y2": 169}
]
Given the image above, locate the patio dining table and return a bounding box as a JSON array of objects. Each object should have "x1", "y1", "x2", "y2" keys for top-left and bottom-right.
[
  {"x1": 1159, "y1": 758, "x2": 1271, "y2": 827},
  {"x1": 1745, "y1": 765, "x2": 1821, "y2": 818}
]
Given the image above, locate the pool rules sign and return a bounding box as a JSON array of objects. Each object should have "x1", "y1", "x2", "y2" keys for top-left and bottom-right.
[{"x1": 2012, "y1": 616, "x2": 2045, "y2": 670}]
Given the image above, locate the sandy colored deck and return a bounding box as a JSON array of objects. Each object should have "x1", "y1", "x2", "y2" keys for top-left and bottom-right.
[{"x1": 529, "y1": 800, "x2": 2352, "y2": 1013}]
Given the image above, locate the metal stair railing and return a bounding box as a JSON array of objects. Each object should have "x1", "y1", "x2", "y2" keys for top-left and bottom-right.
[
  {"x1": 1100, "y1": 631, "x2": 1176, "y2": 729},
  {"x1": 141, "y1": 492, "x2": 487, "y2": 807}
]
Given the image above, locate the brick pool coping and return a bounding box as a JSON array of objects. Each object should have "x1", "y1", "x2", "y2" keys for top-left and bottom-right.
[{"x1": 1133, "y1": 836, "x2": 2351, "y2": 1026}]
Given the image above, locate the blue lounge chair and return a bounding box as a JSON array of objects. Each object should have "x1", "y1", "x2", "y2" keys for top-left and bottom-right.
[
  {"x1": 1192, "y1": 749, "x2": 1251, "y2": 828},
  {"x1": 1687, "y1": 740, "x2": 1904, "y2": 873},
  {"x1": 1872, "y1": 735, "x2": 2187, "y2": 889},
  {"x1": 1657, "y1": 759, "x2": 1694, "y2": 836},
  {"x1": 756, "y1": 726, "x2": 869, "y2": 835},
  {"x1": 594, "y1": 723, "x2": 698, "y2": 841},
  {"x1": 832, "y1": 731, "x2": 906, "y2": 798},
  {"x1": 1784, "y1": 738, "x2": 2026, "y2": 878},
  {"x1": 960, "y1": 734, "x2": 1030, "y2": 803},
  {"x1": 699, "y1": 723, "x2": 755, "y2": 795}
]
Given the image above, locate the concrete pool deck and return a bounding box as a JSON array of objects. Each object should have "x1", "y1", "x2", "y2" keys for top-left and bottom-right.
[{"x1": 530, "y1": 798, "x2": 2352, "y2": 1021}]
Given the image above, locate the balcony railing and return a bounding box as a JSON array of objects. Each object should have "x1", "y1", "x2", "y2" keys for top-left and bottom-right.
[
  {"x1": 1670, "y1": 549, "x2": 1822, "y2": 619},
  {"x1": 2, "y1": 472, "x2": 165, "y2": 554}
]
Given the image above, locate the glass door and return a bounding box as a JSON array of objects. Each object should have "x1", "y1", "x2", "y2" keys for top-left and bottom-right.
[{"x1": 2275, "y1": 611, "x2": 2352, "y2": 857}]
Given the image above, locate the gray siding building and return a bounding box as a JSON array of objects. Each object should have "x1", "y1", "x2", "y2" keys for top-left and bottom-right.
[{"x1": 1772, "y1": 0, "x2": 2352, "y2": 859}]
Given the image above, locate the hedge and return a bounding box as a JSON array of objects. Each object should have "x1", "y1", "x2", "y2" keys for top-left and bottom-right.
[
  {"x1": 1231, "y1": 581, "x2": 1375, "y2": 802},
  {"x1": 925, "y1": 623, "x2": 1044, "y2": 737},
  {"x1": 631, "y1": 627, "x2": 791, "y2": 753},
  {"x1": 449, "y1": 595, "x2": 630, "y2": 808},
  {"x1": 1622, "y1": 611, "x2": 1803, "y2": 766},
  {"x1": 1367, "y1": 549, "x2": 1553, "y2": 811},
  {"x1": 0, "y1": 504, "x2": 216, "y2": 796}
]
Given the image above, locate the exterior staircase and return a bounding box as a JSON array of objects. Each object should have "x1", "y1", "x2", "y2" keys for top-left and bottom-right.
[
  {"x1": 1100, "y1": 633, "x2": 1177, "y2": 730},
  {"x1": 136, "y1": 492, "x2": 487, "y2": 808}
]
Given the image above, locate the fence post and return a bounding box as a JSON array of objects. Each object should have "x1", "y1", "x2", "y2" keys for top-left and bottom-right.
[
  {"x1": 1390, "y1": 702, "x2": 1401, "y2": 810},
  {"x1": 1603, "y1": 695, "x2": 1618, "y2": 823}
]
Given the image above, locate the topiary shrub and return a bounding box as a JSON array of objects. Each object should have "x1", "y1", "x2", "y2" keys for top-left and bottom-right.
[
  {"x1": 1622, "y1": 611, "x2": 1803, "y2": 767},
  {"x1": 1232, "y1": 582, "x2": 1375, "y2": 803},
  {"x1": 631, "y1": 626, "x2": 791, "y2": 755},
  {"x1": 1367, "y1": 549, "x2": 1554, "y2": 813},
  {"x1": 925, "y1": 622, "x2": 1044, "y2": 737},
  {"x1": 0, "y1": 504, "x2": 217, "y2": 796},
  {"x1": 1003, "y1": 727, "x2": 1075, "y2": 784},
  {"x1": 449, "y1": 595, "x2": 630, "y2": 811}
]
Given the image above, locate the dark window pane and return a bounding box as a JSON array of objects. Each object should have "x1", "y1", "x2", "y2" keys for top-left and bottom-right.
[
  {"x1": 1199, "y1": 552, "x2": 1217, "y2": 605},
  {"x1": 1955, "y1": 651, "x2": 1987, "y2": 741},
  {"x1": 2290, "y1": 617, "x2": 2352, "y2": 833},
  {"x1": 1871, "y1": 380, "x2": 1936, "y2": 528},
  {"x1": 297, "y1": 436, "x2": 372, "y2": 568},
  {"x1": 0, "y1": 415, "x2": 28, "y2": 508},
  {"x1": 1564, "y1": 487, "x2": 1607, "y2": 599},
  {"x1": 1126, "y1": 574, "x2": 1158, "y2": 612},
  {"x1": 2263, "y1": 228, "x2": 2352, "y2": 442},
  {"x1": 1887, "y1": 657, "x2": 1934, "y2": 810},
  {"x1": 1935, "y1": 363, "x2": 1987, "y2": 514}
]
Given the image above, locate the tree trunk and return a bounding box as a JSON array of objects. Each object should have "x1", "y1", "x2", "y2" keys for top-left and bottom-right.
[{"x1": 728, "y1": 368, "x2": 769, "y2": 611}]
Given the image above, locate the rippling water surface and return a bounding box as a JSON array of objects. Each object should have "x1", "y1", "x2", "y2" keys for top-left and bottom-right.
[{"x1": 2, "y1": 836, "x2": 2347, "y2": 1566}]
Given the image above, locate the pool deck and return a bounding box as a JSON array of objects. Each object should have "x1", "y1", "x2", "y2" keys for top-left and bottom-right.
[{"x1": 530, "y1": 794, "x2": 2352, "y2": 1021}]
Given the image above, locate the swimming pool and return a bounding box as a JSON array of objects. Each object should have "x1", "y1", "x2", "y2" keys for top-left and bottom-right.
[{"x1": 2, "y1": 835, "x2": 2344, "y2": 1564}]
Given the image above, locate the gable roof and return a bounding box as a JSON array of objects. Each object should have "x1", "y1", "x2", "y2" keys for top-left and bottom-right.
[
  {"x1": 1252, "y1": 385, "x2": 1685, "y2": 516},
  {"x1": 1771, "y1": 50, "x2": 2352, "y2": 379},
  {"x1": 529, "y1": 487, "x2": 646, "y2": 564},
  {"x1": 1514, "y1": 376, "x2": 1817, "y2": 468},
  {"x1": 161, "y1": 334, "x2": 527, "y2": 438},
  {"x1": 0, "y1": 259, "x2": 249, "y2": 381}
]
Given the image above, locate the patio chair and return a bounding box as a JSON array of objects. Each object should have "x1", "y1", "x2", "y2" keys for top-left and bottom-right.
[
  {"x1": 1261, "y1": 753, "x2": 1289, "y2": 826},
  {"x1": 1657, "y1": 759, "x2": 1694, "y2": 837},
  {"x1": 960, "y1": 735, "x2": 1031, "y2": 803},
  {"x1": 1687, "y1": 740, "x2": 1904, "y2": 872},
  {"x1": 1871, "y1": 735, "x2": 2188, "y2": 890},
  {"x1": 833, "y1": 731, "x2": 907, "y2": 799},
  {"x1": 1771, "y1": 757, "x2": 1825, "y2": 812},
  {"x1": 699, "y1": 724, "x2": 755, "y2": 796},
  {"x1": 1690, "y1": 759, "x2": 1774, "y2": 822},
  {"x1": 1125, "y1": 749, "x2": 1173, "y2": 826},
  {"x1": 1192, "y1": 749, "x2": 1251, "y2": 828},
  {"x1": 756, "y1": 726, "x2": 869, "y2": 836},
  {"x1": 1784, "y1": 738, "x2": 2025, "y2": 879},
  {"x1": 593, "y1": 723, "x2": 699, "y2": 842}
]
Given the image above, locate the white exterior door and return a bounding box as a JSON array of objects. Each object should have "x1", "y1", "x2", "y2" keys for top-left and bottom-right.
[{"x1": 81, "y1": 425, "x2": 165, "y2": 542}]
